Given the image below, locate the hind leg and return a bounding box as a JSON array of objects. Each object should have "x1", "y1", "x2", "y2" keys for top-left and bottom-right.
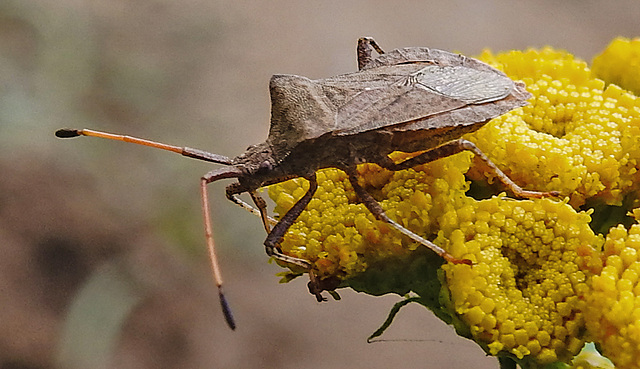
[{"x1": 357, "y1": 37, "x2": 385, "y2": 70}]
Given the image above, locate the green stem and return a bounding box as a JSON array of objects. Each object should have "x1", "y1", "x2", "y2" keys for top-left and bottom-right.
[{"x1": 367, "y1": 297, "x2": 421, "y2": 342}]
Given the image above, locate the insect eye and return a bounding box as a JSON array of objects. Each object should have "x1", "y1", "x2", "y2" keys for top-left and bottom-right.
[{"x1": 258, "y1": 160, "x2": 273, "y2": 172}]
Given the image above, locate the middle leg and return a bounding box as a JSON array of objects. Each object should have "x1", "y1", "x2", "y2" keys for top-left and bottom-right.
[{"x1": 344, "y1": 165, "x2": 471, "y2": 265}]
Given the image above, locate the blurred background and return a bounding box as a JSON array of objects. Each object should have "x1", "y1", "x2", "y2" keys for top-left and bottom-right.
[{"x1": 1, "y1": 1, "x2": 638, "y2": 368}]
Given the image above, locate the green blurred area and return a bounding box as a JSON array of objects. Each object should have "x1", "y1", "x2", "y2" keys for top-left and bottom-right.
[{"x1": 1, "y1": 1, "x2": 639, "y2": 368}]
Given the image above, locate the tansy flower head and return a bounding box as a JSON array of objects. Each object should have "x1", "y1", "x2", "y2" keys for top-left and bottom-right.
[
  {"x1": 582, "y1": 221, "x2": 640, "y2": 369},
  {"x1": 592, "y1": 37, "x2": 640, "y2": 95},
  {"x1": 472, "y1": 47, "x2": 640, "y2": 208},
  {"x1": 267, "y1": 38, "x2": 640, "y2": 368},
  {"x1": 439, "y1": 197, "x2": 598, "y2": 364}
]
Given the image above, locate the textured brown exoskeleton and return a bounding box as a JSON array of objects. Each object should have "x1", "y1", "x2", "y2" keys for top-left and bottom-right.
[{"x1": 55, "y1": 38, "x2": 556, "y2": 330}]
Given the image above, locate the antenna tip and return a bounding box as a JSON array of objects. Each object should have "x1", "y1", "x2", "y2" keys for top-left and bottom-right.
[
  {"x1": 219, "y1": 289, "x2": 236, "y2": 330},
  {"x1": 55, "y1": 129, "x2": 81, "y2": 138}
]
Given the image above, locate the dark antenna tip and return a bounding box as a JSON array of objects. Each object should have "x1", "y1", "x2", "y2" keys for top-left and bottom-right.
[
  {"x1": 55, "y1": 129, "x2": 81, "y2": 138},
  {"x1": 219, "y1": 289, "x2": 236, "y2": 330}
]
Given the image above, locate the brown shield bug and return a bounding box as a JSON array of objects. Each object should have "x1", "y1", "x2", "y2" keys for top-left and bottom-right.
[{"x1": 56, "y1": 37, "x2": 556, "y2": 330}]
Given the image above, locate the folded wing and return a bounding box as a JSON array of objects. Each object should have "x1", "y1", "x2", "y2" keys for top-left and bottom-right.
[{"x1": 327, "y1": 63, "x2": 518, "y2": 136}]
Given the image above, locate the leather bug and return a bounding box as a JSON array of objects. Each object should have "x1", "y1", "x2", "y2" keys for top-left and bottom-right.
[{"x1": 56, "y1": 37, "x2": 556, "y2": 329}]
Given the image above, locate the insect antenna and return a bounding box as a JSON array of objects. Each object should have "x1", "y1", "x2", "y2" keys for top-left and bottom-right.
[
  {"x1": 56, "y1": 127, "x2": 241, "y2": 329},
  {"x1": 55, "y1": 128, "x2": 233, "y2": 165}
]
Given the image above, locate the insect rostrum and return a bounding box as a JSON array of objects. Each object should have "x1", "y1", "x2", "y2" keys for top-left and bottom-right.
[{"x1": 55, "y1": 37, "x2": 556, "y2": 330}]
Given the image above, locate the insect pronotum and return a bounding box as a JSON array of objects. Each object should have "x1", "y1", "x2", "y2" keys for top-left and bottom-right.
[{"x1": 56, "y1": 38, "x2": 557, "y2": 330}]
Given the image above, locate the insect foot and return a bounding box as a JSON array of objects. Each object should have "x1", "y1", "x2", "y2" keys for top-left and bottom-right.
[
  {"x1": 307, "y1": 272, "x2": 341, "y2": 302},
  {"x1": 55, "y1": 37, "x2": 553, "y2": 327}
]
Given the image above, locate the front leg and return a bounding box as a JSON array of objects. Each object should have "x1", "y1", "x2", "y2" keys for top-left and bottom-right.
[{"x1": 263, "y1": 173, "x2": 330, "y2": 301}]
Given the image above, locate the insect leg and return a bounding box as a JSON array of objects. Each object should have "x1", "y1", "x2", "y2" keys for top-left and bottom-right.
[
  {"x1": 249, "y1": 190, "x2": 273, "y2": 233},
  {"x1": 344, "y1": 165, "x2": 471, "y2": 265},
  {"x1": 357, "y1": 37, "x2": 385, "y2": 70},
  {"x1": 201, "y1": 168, "x2": 246, "y2": 330},
  {"x1": 378, "y1": 139, "x2": 558, "y2": 199},
  {"x1": 225, "y1": 183, "x2": 277, "y2": 229},
  {"x1": 263, "y1": 173, "x2": 317, "y2": 269},
  {"x1": 263, "y1": 174, "x2": 329, "y2": 301}
]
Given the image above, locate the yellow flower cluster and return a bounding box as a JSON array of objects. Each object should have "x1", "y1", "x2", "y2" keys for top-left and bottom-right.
[
  {"x1": 582, "y1": 221, "x2": 640, "y2": 369},
  {"x1": 592, "y1": 37, "x2": 640, "y2": 95},
  {"x1": 577, "y1": 38, "x2": 640, "y2": 369},
  {"x1": 472, "y1": 47, "x2": 640, "y2": 207},
  {"x1": 440, "y1": 197, "x2": 598, "y2": 364},
  {"x1": 268, "y1": 151, "x2": 472, "y2": 281},
  {"x1": 267, "y1": 38, "x2": 640, "y2": 368}
]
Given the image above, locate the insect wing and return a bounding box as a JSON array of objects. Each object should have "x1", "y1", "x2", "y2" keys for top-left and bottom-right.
[
  {"x1": 412, "y1": 65, "x2": 513, "y2": 104},
  {"x1": 360, "y1": 47, "x2": 500, "y2": 75},
  {"x1": 331, "y1": 63, "x2": 516, "y2": 136}
]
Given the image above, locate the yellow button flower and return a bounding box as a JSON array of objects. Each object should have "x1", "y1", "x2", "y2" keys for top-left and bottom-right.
[
  {"x1": 592, "y1": 37, "x2": 640, "y2": 95},
  {"x1": 472, "y1": 46, "x2": 639, "y2": 208},
  {"x1": 267, "y1": 38, "x2": 640, "y2": 368},
  {"x1": 582, "y1": 221, "x2": 640, "y2": 369}
]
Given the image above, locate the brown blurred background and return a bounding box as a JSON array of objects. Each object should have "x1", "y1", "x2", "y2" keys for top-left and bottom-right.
[{"x1": 1, "y1": 1, "x2": 638, "y2": 368}]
